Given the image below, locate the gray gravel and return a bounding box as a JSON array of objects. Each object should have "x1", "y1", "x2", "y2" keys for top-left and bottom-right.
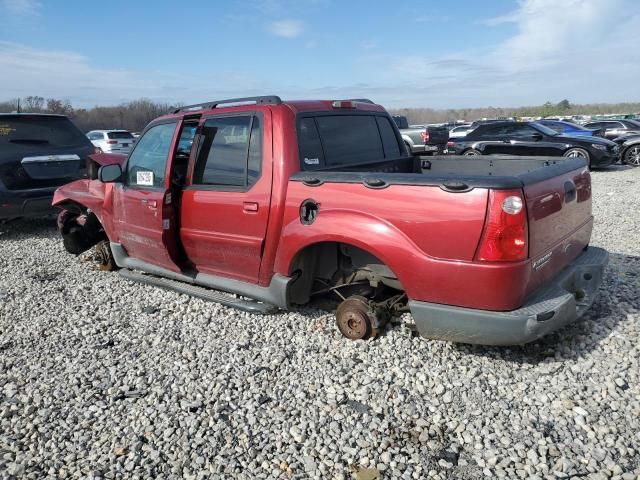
[{"x1": 1, "y1": 165, "x2": 639, "y2": 480}]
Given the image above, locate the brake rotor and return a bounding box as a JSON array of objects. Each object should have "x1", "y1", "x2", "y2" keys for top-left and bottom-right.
[
  {"x1": 94, "y1": 240, "x2": 116, "y2": 271},
  {"x1": 336, "y1": 295, "x2": 377, "y2": 340}
]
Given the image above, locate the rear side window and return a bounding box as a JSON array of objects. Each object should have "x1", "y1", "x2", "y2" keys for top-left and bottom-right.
[
  {"x1": 0, "y1": 116, "x2": 90, "y2": 147},
  {"x1": 376, "y1": 117, "x2": 401, "y2": 158},
  {"x1": 192, "y1": 115, "x2": 262, "y2": 188},
  {"x1": 541, "y1": 122, "x2": 563, "y2": 133},
  {"x1": 298, "y1": 114, "x2": 401, "y2": 170},
  {"x1": 107, "y1": 131, "x2": 133, "y2": 139}
]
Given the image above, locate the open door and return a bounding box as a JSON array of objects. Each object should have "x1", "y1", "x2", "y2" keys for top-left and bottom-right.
[{"x1": 112, "y1": 120, "x2": 183, "y2": 272}]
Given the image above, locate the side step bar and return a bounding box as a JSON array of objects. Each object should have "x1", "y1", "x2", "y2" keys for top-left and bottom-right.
[{"x1": 119, "y1": 269, "x2": 278, "y2": 315}]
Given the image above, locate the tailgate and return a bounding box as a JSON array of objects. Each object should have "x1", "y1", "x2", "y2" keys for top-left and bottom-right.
[
  {"x1": 426, "y1": 127, "x2": 449, "y2": 145},
  {"x1": 524, "y1": 164, "x2": 593, "y2": 292}
]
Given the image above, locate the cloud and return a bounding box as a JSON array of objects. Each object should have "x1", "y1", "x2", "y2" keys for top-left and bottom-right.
[
  {"x1": 267, "y1": 19, "x2": 304, "y2": 38},
  {"x1": 2, "y1": 0, "x2": 640, "y2": 110},
  {"x1": 384, "y1": 0, "x2": 640, "y2": 107},
  {"x1": 1, "y1": 0, "x2": 41, "y2": 16}
]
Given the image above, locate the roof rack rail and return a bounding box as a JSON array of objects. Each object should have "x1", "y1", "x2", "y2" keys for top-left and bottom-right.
[
  {"x1": 173, "y1": 95, "x2": 282, "y2": 113},
  {"x1": 346, "y1": 98, "x2": 375, "y2": 104}
]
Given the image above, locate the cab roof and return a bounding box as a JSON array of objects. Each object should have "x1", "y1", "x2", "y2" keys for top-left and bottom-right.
[{"x1": 158, "y1": 95, "x2": 387, "y2": 121}]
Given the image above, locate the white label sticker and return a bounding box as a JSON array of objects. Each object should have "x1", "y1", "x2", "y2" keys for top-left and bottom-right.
[
  {"x1": 304, "y1": 157, "x2": 320, "y2": 165},
  {"x1": 162, "y1": 219, "x2": 170, "y2": 230},
  {"x1": 136, "y1": 171, "x2": 154, "y2": 186}
]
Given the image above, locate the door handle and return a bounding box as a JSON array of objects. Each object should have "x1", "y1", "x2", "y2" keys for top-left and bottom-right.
[
  {"x1": 141, "y1": 199, "x2": 157, "y2": 208},
  {"x1": 243, "y1": 201, "x2": 259, "y2": 213}
]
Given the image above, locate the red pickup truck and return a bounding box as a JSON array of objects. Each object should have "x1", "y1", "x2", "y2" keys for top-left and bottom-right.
[{"x1": 53, "y1": 96, "x2": 608, "y2": 345}]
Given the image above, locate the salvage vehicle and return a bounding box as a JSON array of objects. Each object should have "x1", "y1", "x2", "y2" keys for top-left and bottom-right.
[
  {"x1": 447, "y1": 121, "x2": 618, "y2": 168},
  {"x1": 392, "y1": 115, "x2": 449, "y2": 155},
  {"x1": 0, "y1": 113, "x2": 95, "y2": 220},
  {"x1": 611, "y1": 134, "x2": 640, "y2": 166},
  {"x1": 53, "y1": 96, "x2": 608, "y2": 345}
]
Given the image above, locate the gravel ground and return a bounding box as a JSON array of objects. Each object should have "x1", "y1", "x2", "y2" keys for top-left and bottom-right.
[{"x1": 1, "y1": 165, "x2": 639, "y2": 480}]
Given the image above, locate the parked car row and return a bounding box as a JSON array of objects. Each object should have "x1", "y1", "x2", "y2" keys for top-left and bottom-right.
[
  {"x1": 444, "y1": 118, "x2": 640, "y2": 168},
  {"x1": 446, "y1": 120, "x2": 619, "y2": 168}
]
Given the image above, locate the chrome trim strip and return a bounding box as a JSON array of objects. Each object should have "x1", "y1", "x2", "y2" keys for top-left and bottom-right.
[{"x1": 21, "y1": 154, "x2": 81, "y2": 164}]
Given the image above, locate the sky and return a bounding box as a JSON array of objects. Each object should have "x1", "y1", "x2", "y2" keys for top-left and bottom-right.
[{"x1": 1, "y1": 0, "x2": 639, "y2": 109}]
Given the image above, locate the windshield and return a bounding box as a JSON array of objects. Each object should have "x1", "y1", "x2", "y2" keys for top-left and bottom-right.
[{"x1": 531, "y1": 122, "x2": 559, "y2": 136}]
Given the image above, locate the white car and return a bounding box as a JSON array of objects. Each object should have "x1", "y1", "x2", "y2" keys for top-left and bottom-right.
[
  {"x1": 86, "y1": 130, "x2": 135, "y2": 154},
  {"x1": 448, "y1": 125, "x2": 473, "y2": 138}
]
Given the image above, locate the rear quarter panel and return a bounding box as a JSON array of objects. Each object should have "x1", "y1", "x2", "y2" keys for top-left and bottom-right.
[{"x1": 271, "y1": 181, "x2": 537, "y2": 310}]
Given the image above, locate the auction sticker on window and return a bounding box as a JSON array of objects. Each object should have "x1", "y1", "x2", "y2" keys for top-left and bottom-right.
[{"x1": 136, "y1": 171, "x2": 154, "y2": 186}]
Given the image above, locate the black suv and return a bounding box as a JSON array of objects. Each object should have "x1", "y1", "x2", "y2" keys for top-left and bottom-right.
[
  {"x1": 0, "y1": 114, "x2": 94, "y2": 219},
  {"x1": 447, "y1": 121, "x2": 618, "y2": 168}
]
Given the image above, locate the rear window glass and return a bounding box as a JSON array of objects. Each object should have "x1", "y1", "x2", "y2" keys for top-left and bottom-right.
[
  {"x1": 298, "y1": 114, "x2": 401, "y2": 170},
  {"x1": 0, "y1": 116, "x2": 89, "y2": 147},
  {"x1": 107, "y1": 131, "x2": 134, "y2": 139}
]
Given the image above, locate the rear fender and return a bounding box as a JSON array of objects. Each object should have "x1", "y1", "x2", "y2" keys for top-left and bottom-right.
[
  {"x1": 401, "y1": 134, "x2": 414, "y2": 147},
  {"x1": 274, "y1": 208, "x2": 533, "y2": 310},
  {"x1": 274, "y1": 209, "x2": 420, "y2": 292}
]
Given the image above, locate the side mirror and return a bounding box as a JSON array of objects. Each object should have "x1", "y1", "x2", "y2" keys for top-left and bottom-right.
[{"x1": 98, "y1": 163, "x2": 123, "y2": 183}]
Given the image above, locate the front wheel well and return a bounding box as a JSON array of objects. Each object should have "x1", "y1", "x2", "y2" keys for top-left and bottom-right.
[
  {"x1": 287, "y1": 242, "x2": 403, "y2": 305},
  {"x1": 57, "y1": 203, "x2": 108, "y2": 255}
]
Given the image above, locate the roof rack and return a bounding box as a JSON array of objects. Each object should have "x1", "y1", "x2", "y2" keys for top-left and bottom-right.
[{"x1": 173, "y1": 95, "x2": 282, "y2": 114}]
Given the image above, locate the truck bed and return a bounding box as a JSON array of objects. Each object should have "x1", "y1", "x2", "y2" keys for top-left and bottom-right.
[
  {"x1": 292, "y1": 155, "x2": 587, "y2": 190},
  {"x1": 288, "y1": 155, "x2": 592, "y2": 311}
]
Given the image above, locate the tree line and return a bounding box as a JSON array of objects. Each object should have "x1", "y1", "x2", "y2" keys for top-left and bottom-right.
[
  {"x1": 1, "y1": 96, "x2": 640, "y2": 132},
  {"x1": 0, "y1": 97, "x2": 176, "y2": 133},
  {"x1": 390, "y1": 99, "x2": 640, "y2": 125}
]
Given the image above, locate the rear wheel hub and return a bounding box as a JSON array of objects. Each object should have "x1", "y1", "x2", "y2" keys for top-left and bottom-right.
[{"x1": 336, "y1": 296, "x2": 378, "y2": 340}]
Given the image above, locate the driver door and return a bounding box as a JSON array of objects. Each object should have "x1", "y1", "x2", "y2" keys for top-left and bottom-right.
[{"x1": 112, "y1": 121, "x2": 182, "y2": 272}]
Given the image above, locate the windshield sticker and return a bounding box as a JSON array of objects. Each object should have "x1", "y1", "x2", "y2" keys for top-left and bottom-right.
[
  {"x1": 0, "y1": 125, "x2": 15, "y2": 136},
  {"x1": 136, "y1": 171, "x2": 154, "y2": 186},
  {"x1": 304, "y1": 157, "x2": 320, "y2": 165}
]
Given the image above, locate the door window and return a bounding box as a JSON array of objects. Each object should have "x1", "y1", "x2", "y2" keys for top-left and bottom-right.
[
  {"x1": 504, "y1": 125, "x2": 537, "y2": 137},
  {"x1": 126, "y1": 122, "x2": 176, "y2": 188},
  {"x1": 192, "y1": 115, "x2": 262, "y2": 188}
]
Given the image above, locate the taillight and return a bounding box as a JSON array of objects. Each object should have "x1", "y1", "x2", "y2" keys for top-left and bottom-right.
[
  {"x1": 420, "y1": 131, "x2": 430, "y2": 143},
  {"x1": 475, "y1": 189, "x2": 528, "y2": 262},
  {"x1": 106, "y1": 140, "x2": 118, "y2": 144},
  {"x1": 446, "y1": 140, "x2": 455, "y2": 148},
  {"x1": 332, "y1": 100, "x2": 356, "y2": 109}
]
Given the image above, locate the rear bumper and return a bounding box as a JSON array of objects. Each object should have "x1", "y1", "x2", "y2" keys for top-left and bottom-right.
[
  {"x1": 0, "y1": 181, "x2": 57, "y2": 219},
  {"x1": 408, "y1": 246, "x2": 609, "y2": 345}
]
